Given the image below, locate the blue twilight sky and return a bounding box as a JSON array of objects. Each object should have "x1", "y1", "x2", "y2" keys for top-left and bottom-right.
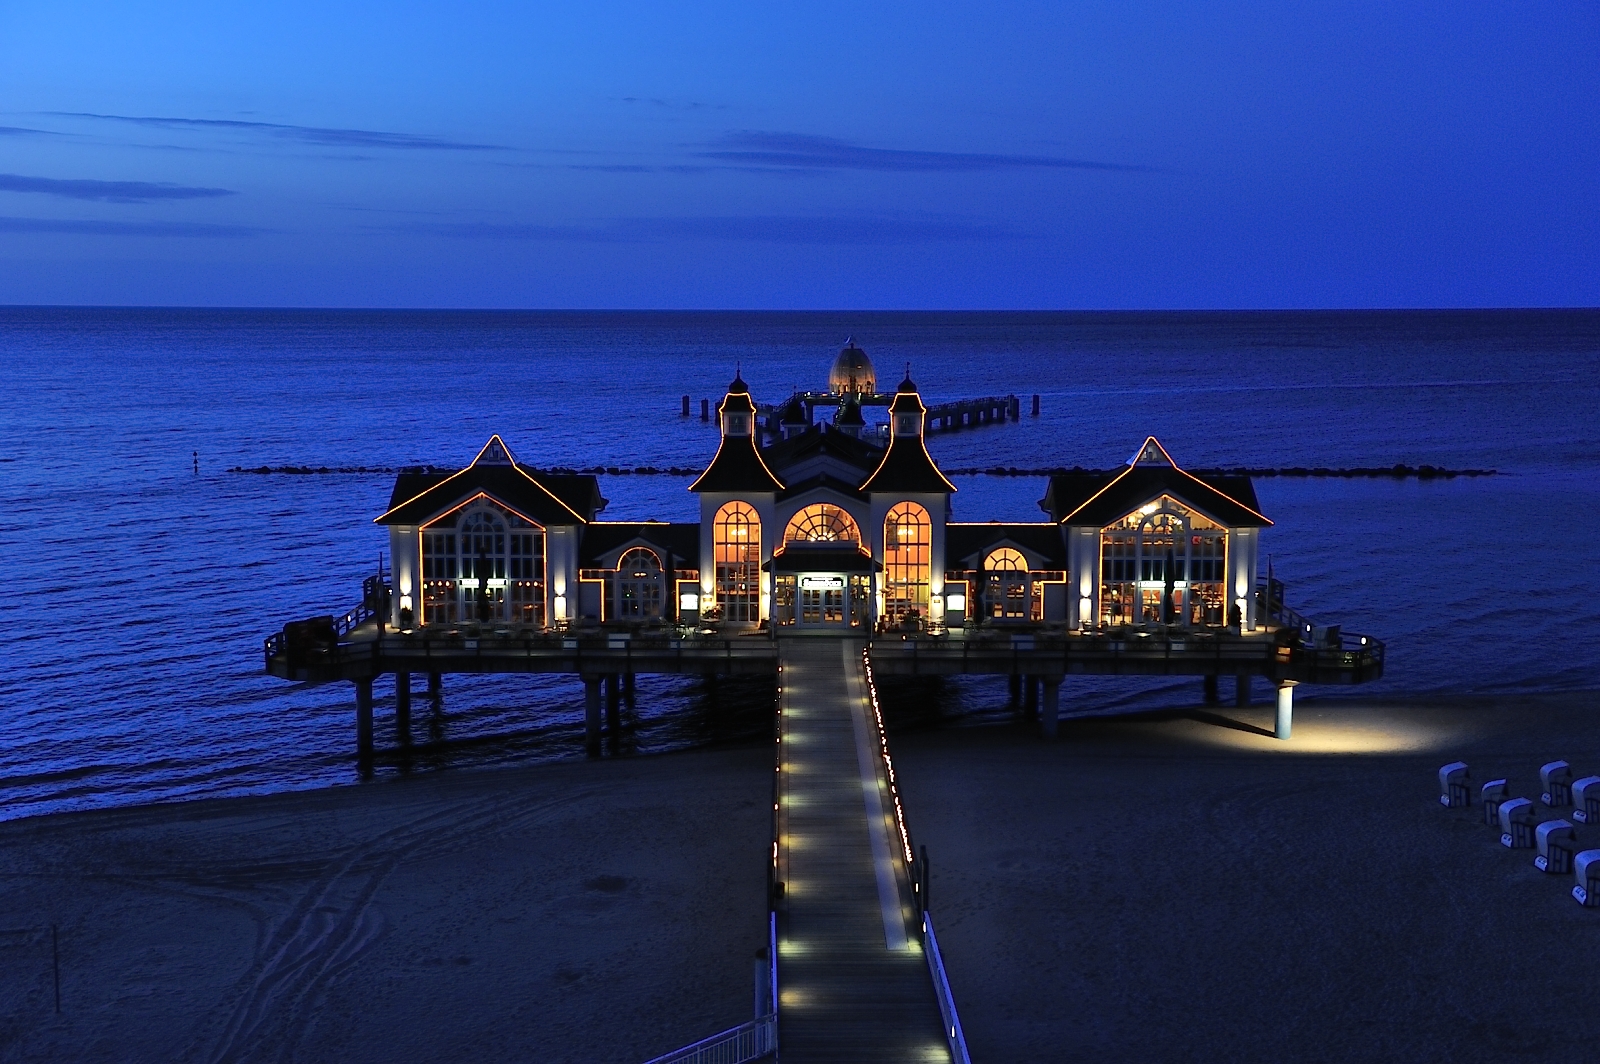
[{"x1": 1, "y1": 1, "x2": 1597, "y2": 309}]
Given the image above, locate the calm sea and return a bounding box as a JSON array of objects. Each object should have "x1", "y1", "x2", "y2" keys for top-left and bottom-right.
[{"x1": 1, "y1": 309, "x2": 1596, "y2": 820}]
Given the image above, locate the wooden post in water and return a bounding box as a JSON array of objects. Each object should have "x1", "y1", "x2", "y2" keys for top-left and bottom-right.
[
  {"x1": 1235, "y1": 674, "x2": 1251, "y2": 707},
  {"x1": 1042, "y1": 679, "x2": 1060, "y2": 739},
  {"x1": 394, "y1": 673, "x2": 412, "y2": 744},
  {"x1": 584, "y1": 676, "x2": 602, "y2": 757},
  {"x1": 1008, "y1": 674, "x2": 1022, "y2": 707},
  {"x1": 355, "y1": 678, "x2": 374, "y2": 760},
  {"x1": 701, "y1": 398, "x2": 710, "y2": 421},
  {"x1": 681, "y1": 395, "x2": 690, "y2": 416},
  {"x1": 623, "y1": 671, "x2": 636, "y2": 709},
  {"x1": 1031, "y1": 394, "x2": 1040, "y2": 417},
  {"x1": 1024, "y1": 675, "x2": 1039, "y2": 719},
  {"x1": 605, "y1": 673, "x2": 622, "y2": 737},
  {"x1": 1204, "y1": 674, "x2": 1220, "y2": 705},
  {"x1": 428, "y1": 672, "x2": 442, "y2": 695}
]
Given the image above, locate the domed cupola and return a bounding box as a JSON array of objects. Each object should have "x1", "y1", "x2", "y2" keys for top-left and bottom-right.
[{"x1": 829, "y1": 338, "x2": 876, "y2": 397}]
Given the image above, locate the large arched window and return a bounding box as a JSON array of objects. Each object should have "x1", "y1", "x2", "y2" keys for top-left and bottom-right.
[
  {"x1": 984, "y1": 547, "x2": 1029, "y2": 621},
  {"x1": 784, "y1": 503, "x2": 860, "y2": 545},
  {"x1": 714, "y1": 502, "x2": 761, "y2": 622},
  {"x1": 883, "y1": 502, "x2": 931, "y2": 623},
  {"x1": 1099, "y1": 497, "x2": 1225, "y2": 627},
  {"x1": 421, "y1": 504, "x2": 544, "y2": 626},
  {"x1": 615, "y1": 547, "x2": 664, "y2": 620}
]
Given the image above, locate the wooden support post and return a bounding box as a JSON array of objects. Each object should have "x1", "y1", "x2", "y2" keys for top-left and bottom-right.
[
  {"x1": 1031, "y1": 393, "x2": 1040, "y2": 416},
  {"x1": 623, "y1": 672, "x2": 636, "y2": 709},
  {"x1": 428, "y1": 671, "x2": 442, "y2": 695},
  {"x1": 1235, "y1": 674, "x2": 1251, "y2": 707},
  {"x1": 395, "y1": 672, "x2": 412, "y2": 745},
  {"x1": 1042, "y1": 679, "x2": 1060, "y2": 739},
  {"x1": 681, "y1": 394, "x2": 690, "y2": 416},
  {"x1": 355, "y1": 678, "x2": 374, "y2": 760},
  {"x1": 1024, "y1": 675, "x2": 1039, "y2": 719},
  {"x1": 1008, "y1": 674, "x2": 1022, "y2": 707},
  {"x1": 584, "y1": 676, "x2": 602, "y2": 757},
  {"x1": 1276, "y1": 681, "x2": 1296, "y2": 740},
  {"x1": 701, "y1": 398, "x2": 710, "y2": 421},
  {"x1": 606, "y1": 673, "x2": 622, "y2": 736},
  {"x1": 1204, "y1": 674, "x2": 1219, "y2": 705}
]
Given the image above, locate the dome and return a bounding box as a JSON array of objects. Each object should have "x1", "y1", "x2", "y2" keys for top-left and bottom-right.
[{"x1": 828, "y1": 339, "x2": 875, "y2": 396}]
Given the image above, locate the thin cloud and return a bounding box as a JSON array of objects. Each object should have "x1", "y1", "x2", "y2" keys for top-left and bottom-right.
[
  {"x1": 695, "y1": 131, "x2": 1151, "y2": 173},
  {"x1": 0, "y1": 216, "x2": 263, "y2": 237},
  {"x1": 0, "y1": 173, "x2": 235, "y2": 203},
  {"x1": 420, "y1": 214, "x2": 1028, "y2": 245},
  {"x1": 0, "y1": 126, "x2": 58, "y2": 137},
  {"x1": 47, "y1": 112, "x2": 510, "y2": 152}
]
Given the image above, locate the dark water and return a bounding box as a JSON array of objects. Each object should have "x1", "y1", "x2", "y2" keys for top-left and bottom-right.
[{"x1": 1, "y1": 309, "x2": 1596, "y2": 819}]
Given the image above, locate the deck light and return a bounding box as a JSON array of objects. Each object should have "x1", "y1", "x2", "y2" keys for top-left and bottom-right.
[{"x1": 553, "y1": 594, "x2": 567, "y2": 617}]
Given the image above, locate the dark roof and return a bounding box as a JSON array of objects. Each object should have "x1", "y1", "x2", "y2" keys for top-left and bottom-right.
[
  {"x1": 835, "y1": 398, "x2": 865, "y2": 426},
  {"x1": 764, "y1": 544, "x2": 880, "y2": 573},
  {"x1": 776, "y1": 473, "x2": 867, "y2": 503},
  {"x1": 688, "y1": 431, "x2": 784, "y2": 493},
  {"x1": 858, "y1": 433, "x2": 956, "y2": 494},
  {"x1": 947, "y1": 523, "x2": 1066, "y2": 569},
  {"x1": 777, "y1": 394, "x2": 808, "y2": 424},
  {"x1": 376, "y1": 436, "x2": 598, "y2": 526},
  {"x1": 580, "y1": 522, "x2": 699, "y2": 568},
  {"x1": 763, "y1": 424, "x2": 881, "y2": 478},
  {"x1": 1041, "y1": 461, "x2": 1270, "y2": 528}
]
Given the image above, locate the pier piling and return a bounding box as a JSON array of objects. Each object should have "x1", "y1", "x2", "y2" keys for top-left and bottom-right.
[
  {"x1": 605, "y1": 673, "x2": 622, "y2": 737},
  {"x1": 584, "y1": 676, "x2": 602, "y2": 757},
  {"x1": 1031, "y1": 394, "x2": 1040, "y2": 416},
  {"x1": 1276, "y1": 681, "x2": 1296, "y2": 740},
  {"x1": 355, "y1": 678, "x2": 374, "y2": 760},
  {"x1": 681, "y1": 394, "x2": 690, "y2": 416},
  {"x1": 1204, "y1": 674, "x2": 1220, "y2": 704},
  {"x1": 395, "y1": 672, "x2": 412, "y2": 744},
  {"x1": 1042, "y1": 679, "x2": 1060, "y2": 739},
  {"x1": 428, "y1": 672, "x2": 441, "y2": 695},
  {"x1": 1235, "y1": 674, "x2": 1251, "y2": 707},
  {"x1": 1008, "y1": 674, "x2": 1022, "y2": 707},
  {"x1": 701, "y1": 398, "x2": 710, "y2": 421}
]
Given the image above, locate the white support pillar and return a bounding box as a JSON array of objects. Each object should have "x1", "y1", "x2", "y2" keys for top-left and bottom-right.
[{"x1": 1276, "y1": 681, "x2": 1297, "y2": 740}]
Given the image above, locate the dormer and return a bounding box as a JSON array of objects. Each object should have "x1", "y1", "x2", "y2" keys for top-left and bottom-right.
[{"x1": 689, "y1": 371, "x2": 785, "y2": 494}]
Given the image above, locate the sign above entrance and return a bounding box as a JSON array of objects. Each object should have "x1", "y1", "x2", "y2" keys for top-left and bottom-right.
[{"x1": 799, "y1": 575, "x2": 846, "y2": 591}]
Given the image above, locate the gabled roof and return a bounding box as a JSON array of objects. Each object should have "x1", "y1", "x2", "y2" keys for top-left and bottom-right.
[
  {"x1": 375, "y1": 435, "x2": 599, "y2": 526},
  {"x1": 947, "y1": 523, "x2": 1067, "y2": 569},
  {"x1": 1041, "y1": 436, "x2": 1270, "y2": 528},
  {"x1": 763, "y1": 423, "x2": 881, "y2": 477},
  {"x1": 776, "y1": 473, "x2": 867, "y2": 503},
  {"x1": 579, "y1": 522, "x2": 700, "y2": 568}
]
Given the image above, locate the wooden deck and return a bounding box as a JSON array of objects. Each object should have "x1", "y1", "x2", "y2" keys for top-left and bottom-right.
[{"x1": 775, "y1": 638, "x2": 950, "y2": 1062}]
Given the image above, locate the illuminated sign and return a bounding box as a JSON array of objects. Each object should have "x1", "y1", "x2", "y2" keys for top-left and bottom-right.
[{"x1": 799, "y1": 575, "x2": 845, "y2": 591}]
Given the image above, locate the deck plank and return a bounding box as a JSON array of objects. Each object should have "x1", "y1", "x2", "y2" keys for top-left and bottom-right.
[{"x1": 776, "y1": 638, "x2": 950, "y2": 1063}]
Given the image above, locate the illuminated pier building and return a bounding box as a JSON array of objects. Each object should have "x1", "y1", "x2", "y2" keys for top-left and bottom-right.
[{"x1": 376, "y1": 343, "x2": 1270, "y2": 637}]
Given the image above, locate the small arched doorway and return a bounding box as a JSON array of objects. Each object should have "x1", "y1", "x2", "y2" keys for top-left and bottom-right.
[
  {"x1": 615, "y1": 547, "x2": 665, "y2": 621},
  {"x1": 984, "y1": 547, "x2": 1030, "y2": 622}
]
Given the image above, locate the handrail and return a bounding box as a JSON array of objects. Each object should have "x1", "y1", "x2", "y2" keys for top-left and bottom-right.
[
  {"x1": 860, "y1": 648, "x2": 971, "y2": 1064},
  {"x1": 922, "y1": 912, "x2": 973, "y2": 1064},
  {"x1": 638, "y1": 1017, "x2": 775, "y2": 1064}
]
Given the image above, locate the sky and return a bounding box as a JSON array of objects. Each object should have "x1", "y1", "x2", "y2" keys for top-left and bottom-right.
[{"x1": 0, "y1": 1, "x2": 1597, "y2": 309}]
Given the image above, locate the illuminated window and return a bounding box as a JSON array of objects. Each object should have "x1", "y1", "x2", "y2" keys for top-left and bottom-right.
[
  {"x1": 1099, "y1": 498, "x2": 1226, "y2": 627},
  {"x1": 984, "y1": 548, "x2": 1029, "y2": 621},
  {"x1": 421, "y1": 504, "x2": 544, "y2": 626},
  {"x1": 714, "y1": 501, "x2": 761, "y2": 622},
  {"x1": 615, "y1": 547, "x2": 664, "y2": 620},
  {"x1": 883, "y1": 502, "x2": 931, "y2": 623},
  {"x1": 784, "y1": 503, "x2": 860, "y2": 545}
]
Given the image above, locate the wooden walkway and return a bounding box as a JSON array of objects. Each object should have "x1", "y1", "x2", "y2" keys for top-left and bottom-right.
[{"x1": 775, "y1": 638, "x2": 950, "y2": 1062}]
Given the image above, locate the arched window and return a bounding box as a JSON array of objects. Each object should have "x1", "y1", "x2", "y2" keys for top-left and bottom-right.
[
  {"x1": 1099, "y1": 497, "x2": 1225, "y2": 627},
  {"x1": 421, "y1": 504, "x2": 544, "y2": 626},
  {"x1": 616, "y1": 547, "x2": 664, "y2": 620},
  {"x1": 784, "y1": 503, "x2": 860, "y2": 545},
  {"x1": 714, "y1": 502, "x2": 761, "y2": 622},
  {"x1": 883, "y1": 502, "x2": 931, "y2": 623},
  {"x1": 984, "y1": 547, "x2": 1029, "y2": 621}
]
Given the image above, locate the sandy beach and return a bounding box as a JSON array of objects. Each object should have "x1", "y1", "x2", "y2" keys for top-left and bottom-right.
[
  {"x1": 0, "y1": 746, "x2": 771, "y2": 1064},
  {"x1": 891, "y1": 692, "x2": 1600, "y2": 1063}
]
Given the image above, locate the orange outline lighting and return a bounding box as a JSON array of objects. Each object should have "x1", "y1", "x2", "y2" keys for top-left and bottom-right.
[
  {"x1": 1056, "y1": 436, "x2": 1272, "y2": 527},
  {"x1": 375, "y1": 434, "x2": 588, "y2": 525}
]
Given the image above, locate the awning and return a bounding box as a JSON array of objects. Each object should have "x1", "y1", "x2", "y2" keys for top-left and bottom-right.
[{"x1": 763, "y1": 545, "x2": 881, "y2": 573}]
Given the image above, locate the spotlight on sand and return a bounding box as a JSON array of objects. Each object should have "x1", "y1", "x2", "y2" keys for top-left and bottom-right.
[{"x1": 1179, "y1": 702, "x2": 1458, "y2": 754}]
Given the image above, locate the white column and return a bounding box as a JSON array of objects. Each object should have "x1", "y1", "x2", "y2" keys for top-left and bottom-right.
[{"x1": 1276, "y1": 680, "x2": 1297, "y2": 740}]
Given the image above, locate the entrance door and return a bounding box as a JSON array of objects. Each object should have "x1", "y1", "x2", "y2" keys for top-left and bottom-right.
[{"x1": 797, "y1": 574, "x2": 849, "y2": 628}]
